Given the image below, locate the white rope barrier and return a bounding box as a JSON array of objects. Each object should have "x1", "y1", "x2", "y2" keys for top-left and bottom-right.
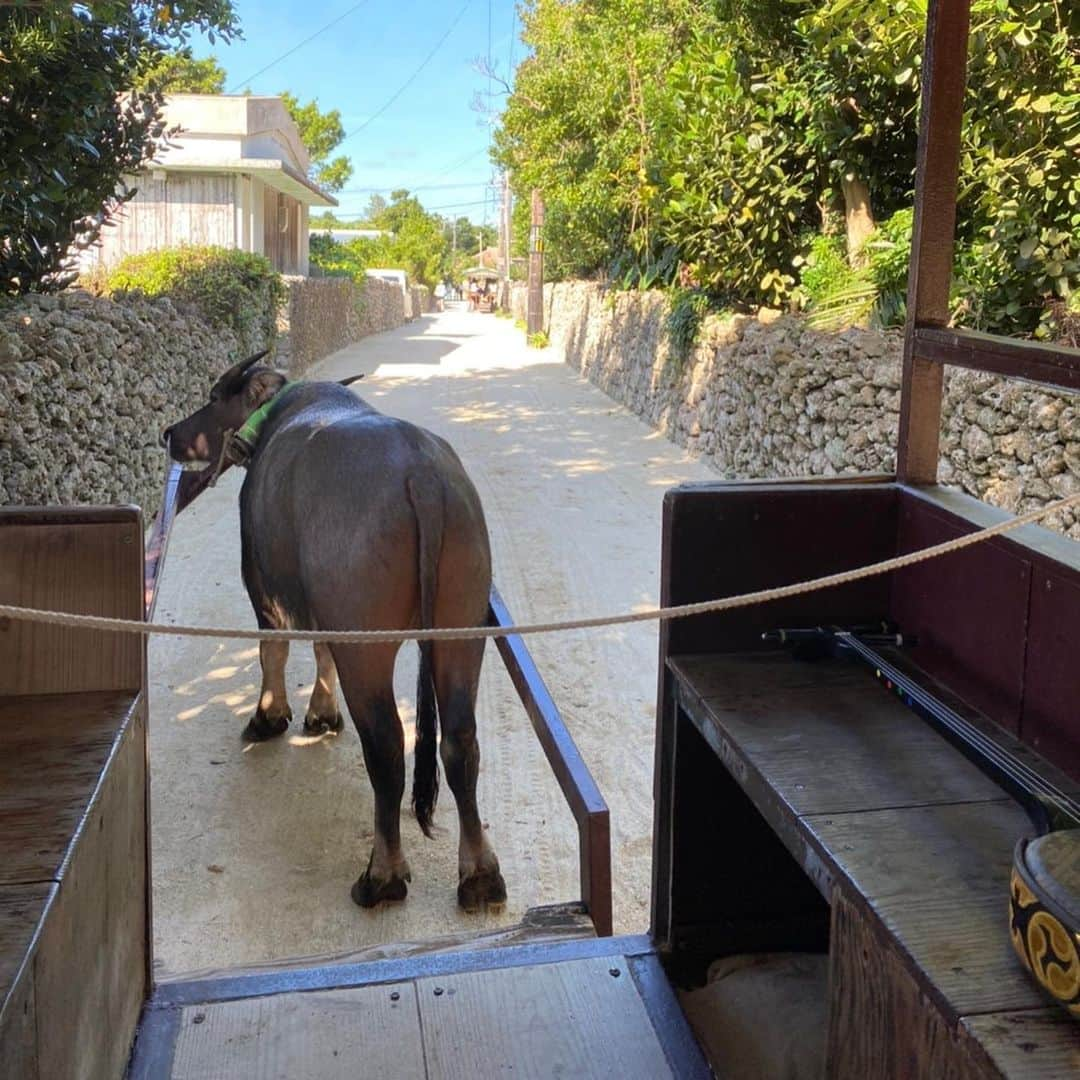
[{"x1": 1, "y1": 492, "x2": 1077, "y2": 644}]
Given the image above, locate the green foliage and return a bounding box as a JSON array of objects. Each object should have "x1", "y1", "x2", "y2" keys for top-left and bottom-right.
[
  {"x1": 527, "y1": 330, "x2": 550, "y2": 348},
  {"x1": 0, "y1": 2, "x2": 238, "y2": 294},
  {"x1": 661, "y1": 43, "x2": 816, "y2": 307},
  {"x1": 494, "y1": 0, "x2": 717, "y2": 281},
  {"x1": 279, "y1": 92, "x2": 353, "y2": 194},
  {"x1": 797, "y1": 0, "x2": 921, "y2": 222},
  {"x1": 104, "y1": 246, "x2": 284, "y2": 348},
  {"x1": 806, "y1": 208, "x2": 913, "y2": 331},
  {"x1": 664, "y1": 287, "x2": 710, "y2": 363},
  {"x1": 134, "y1": 47, "x2": 227, "y2": 93},
  {"x1": 310, "y1": 191, "x2": 450, "y2": 289},
  {"x1": 950, "y1": 0, "x2": 1080, "y2": 336},
  {"x1": 799, "y1": 233, "x2": 850, "y2": 306},
  {"x1": 496, "y1": 0, "x2": 1079, "y2": 336}
]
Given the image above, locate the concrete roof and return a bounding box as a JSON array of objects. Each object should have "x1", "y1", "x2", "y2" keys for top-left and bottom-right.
[{"x1": 148, "y1": 95, "x2": 337, "y2": 206}]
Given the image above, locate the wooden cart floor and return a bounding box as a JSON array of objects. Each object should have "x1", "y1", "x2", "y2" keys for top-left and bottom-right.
[{"x1": 129, "y1": 936, "x2": 710, "y2": 1079}]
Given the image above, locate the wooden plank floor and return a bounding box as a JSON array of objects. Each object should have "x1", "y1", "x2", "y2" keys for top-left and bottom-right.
[
  {"x1": 139, "y1": 948, "x2": 698, "y2": 1079},
  {"x1": 171, "y1": 984, "x2": 426, "y2": 1080}
]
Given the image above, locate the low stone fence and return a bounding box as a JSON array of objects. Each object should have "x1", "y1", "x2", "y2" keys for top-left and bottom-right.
[
  {"x1": 514, "y1": 281, "x2": 1079, "y2": 538},
  {"x1": 406, "y1": 285, "x2": 432, "y2": 320},
  {"x1": 0, "y1": 290, "x2": 256, "y2": 512},
  {"x1": 278, "y1": 275, "x2": 419, "y2": 377},
  {"x1": 0, "y1": 270, "x2": 436, "y2": 510}
]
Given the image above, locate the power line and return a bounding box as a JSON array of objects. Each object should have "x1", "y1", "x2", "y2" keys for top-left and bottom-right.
[
  {"x1": 340, "y1": 0, "x2": 472, "y2": 145},
  {"x1": 226, "y1": 0, "x2": 371, "y2": 93}
]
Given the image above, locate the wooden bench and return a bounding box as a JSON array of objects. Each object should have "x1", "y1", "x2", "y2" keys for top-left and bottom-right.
[
  {"x1": 0, "y1": 508, "x2": 148, "y2": 1080},
  {"x1": 653, "y1": 479, "x2": 1080, "y2": 1077}
]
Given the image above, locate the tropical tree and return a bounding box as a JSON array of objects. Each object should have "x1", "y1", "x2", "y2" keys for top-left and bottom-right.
[
  {"x1": 134, "y1": 47, "x2": 227, "y2": 93},
  {"x1": 280, "y1": 92, "x2": 353, "y2": 194},
  {"x1": 494, "y1": 0, "x2": 719, "y2": 282}
]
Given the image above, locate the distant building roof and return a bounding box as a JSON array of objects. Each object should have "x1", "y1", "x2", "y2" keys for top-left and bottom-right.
[{"x1": 148, "y1": 94, "x2": 337, "y2": 207}]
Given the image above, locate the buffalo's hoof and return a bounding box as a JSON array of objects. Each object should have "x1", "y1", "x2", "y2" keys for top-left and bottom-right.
[
  {"x1": 303, "y1": 710, "x2": 345, "y2": 735},
  {"x1": 458, "y1": 866, "x2": 507, "y2": 914},
  {"x1": 242, "y1": 707, "x2": 291, "y2": 742},
  {"x1": 352, "y1": 870, "x2": 409, "y2": 909}
]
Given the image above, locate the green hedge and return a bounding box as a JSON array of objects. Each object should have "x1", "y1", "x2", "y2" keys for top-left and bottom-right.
[{"x1": 104, "y1": 246, "x2": 286, "y2": 352}]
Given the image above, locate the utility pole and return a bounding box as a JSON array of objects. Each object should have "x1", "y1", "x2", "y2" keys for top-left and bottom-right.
[
  {"x1": 500, "y1": 171, "x2": 512, "y2": 310},
  {"x1": 526, "y1": 189, "x2": 545, "y2": 336}
]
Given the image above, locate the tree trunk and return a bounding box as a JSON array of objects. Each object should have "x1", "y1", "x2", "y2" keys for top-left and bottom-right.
[{"x1": 841, "y1": 175, "x2": 876, "y2": 267}]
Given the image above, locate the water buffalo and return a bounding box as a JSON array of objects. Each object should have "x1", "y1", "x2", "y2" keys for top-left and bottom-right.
[{"x1": 162, "y1": 351, "x2": 506, "y2": 912}]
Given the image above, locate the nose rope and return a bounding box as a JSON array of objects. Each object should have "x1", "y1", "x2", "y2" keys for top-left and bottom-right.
[
  {"x1": 0, "y1": 490, "x2": 1076, "y2": 643},
  {"x1": 207, "y1": 429, "x2": 235, "y2": 490}
]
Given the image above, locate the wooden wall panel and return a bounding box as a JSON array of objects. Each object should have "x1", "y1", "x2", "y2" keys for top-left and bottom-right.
[
  {"x1": 826, "y1": 891, "x2": 986, "y2": 1080},
  {"x1": 0, "y1": 513, "x2": 144, "y2": 696},
  {"x1": 662, "y1": 482, "x2": 898, "y2": 657},
  {"x1": 0, "y1": 968, "x2": 38, "y2": 1080},
  {"x1": 891, "y1": 496, "x2": 1031, "y2": 734},
  {"x1": 1022, "y1": 567, "x2": 1080, "y2": 776},
  {"x1": 33, "y1": 706, "x2": 148, "y2": 1080},
  {"x1": 262, "y1": 189, "x2": 301, "y2": 273}
]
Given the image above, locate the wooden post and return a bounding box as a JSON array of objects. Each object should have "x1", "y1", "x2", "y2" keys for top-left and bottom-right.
[
  {"x1": 500, "y1": 171, "x2": 512, "y2": 310},
  {"x1": 527, "y1": 189, "x2": 545, "y2": 337},
  {"x1": 897, "y1": 0, "x2": 971, "y2": 484}
]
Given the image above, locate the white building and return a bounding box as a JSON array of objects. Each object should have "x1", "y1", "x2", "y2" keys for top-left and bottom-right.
[{"x1": 81, "y1": 95, "x2": 337, "y2": 275}]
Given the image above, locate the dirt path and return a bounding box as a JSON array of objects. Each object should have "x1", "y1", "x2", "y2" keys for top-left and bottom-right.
[{"x1": 149, "y1": 309, "x2": 713, "y2": 977}]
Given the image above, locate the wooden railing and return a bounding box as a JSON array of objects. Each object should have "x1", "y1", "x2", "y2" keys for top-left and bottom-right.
[
  {"x1": 911, "y1": 326, "x2": 1080, "y2": 393},
  {"x1": 489, "y1": 586, "x2": 613, "y2": 936}
]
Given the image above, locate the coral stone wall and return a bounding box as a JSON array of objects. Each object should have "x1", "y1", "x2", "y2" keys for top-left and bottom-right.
[
  {"x1": 0, "y1": 291, "x2": 254, "y2": 512},
  {"x1": 0, "y1": 275, "x2": 436, "y2": 512},
  {"x1": 514, "y1": 281, "x2": 1080, "y2": 538},
  {"x1": 278, "y1": 276, "x2": 428, "y2": 377}
]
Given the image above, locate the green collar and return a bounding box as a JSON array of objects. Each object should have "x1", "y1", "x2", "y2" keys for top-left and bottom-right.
[{"x1": 235, "y1": 381, "x2": 301, "y2": 447}]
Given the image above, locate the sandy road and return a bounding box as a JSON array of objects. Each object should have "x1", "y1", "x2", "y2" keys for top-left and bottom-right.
[{"x1": 149, "y1": 309, "x2": 713, "y2": 977}]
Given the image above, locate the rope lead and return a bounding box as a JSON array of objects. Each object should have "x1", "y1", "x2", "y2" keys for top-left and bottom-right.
[{"x1": 0, "y1": 491, "x2": 1077, "y2": 644}]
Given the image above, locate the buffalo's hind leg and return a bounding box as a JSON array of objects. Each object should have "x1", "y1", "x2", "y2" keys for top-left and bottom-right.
[
  {"x1": 244, "y1": 639, "x2": 293, "y2": 742},
  {"x1": 435, "y1": 640, "x2": 506, "y2": 913},
  {"x1": 304, "y1": 643, "x2": 344, "y2": 734},
  {"x1": 332, "y1": 644, "x2": 411, "y2": 907}
]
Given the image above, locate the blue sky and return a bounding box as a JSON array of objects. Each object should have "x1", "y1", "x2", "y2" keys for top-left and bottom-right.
[{"x1": 188, "y1": 0, "x2": 521, "y2": 224}]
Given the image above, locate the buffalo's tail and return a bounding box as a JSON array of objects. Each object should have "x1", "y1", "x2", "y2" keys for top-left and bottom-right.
[{"x1": 407, "y1": 473, "x2": 444, "y2": 837}]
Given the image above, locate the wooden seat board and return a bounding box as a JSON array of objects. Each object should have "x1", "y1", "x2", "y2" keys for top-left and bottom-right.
[
  {"x1": 669, "y1": 652, "x2": 1053, "y2": 1020},
  {"x1": 672, "y1": 653, "x2": 1008, "y2": 815},
  {"x1": 0, "y1": 692, "x2": 137, "y2": 884},
  {"x1": 416, "y1": 955, "x2": 673, "y2": 1079},
  {"x1": 170, "y1": 983, "x2": 426, "y2": 1080},
  {"x1": 961, "y1": 1009, "x2": 1080, "y2": 1077}
]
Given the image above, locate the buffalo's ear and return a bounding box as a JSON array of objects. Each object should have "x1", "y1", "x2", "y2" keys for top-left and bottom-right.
[
  {"x1": 244, "y1": 369, "x2": 286, "y2": 408},
  {"x1": 214, "y1": 349, "x2": 269, "y2": 393}
]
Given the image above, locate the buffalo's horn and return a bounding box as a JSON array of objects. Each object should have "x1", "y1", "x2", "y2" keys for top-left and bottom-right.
[{"x1": 215, "y1": 349, "x2": 270, "y2": 389}]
